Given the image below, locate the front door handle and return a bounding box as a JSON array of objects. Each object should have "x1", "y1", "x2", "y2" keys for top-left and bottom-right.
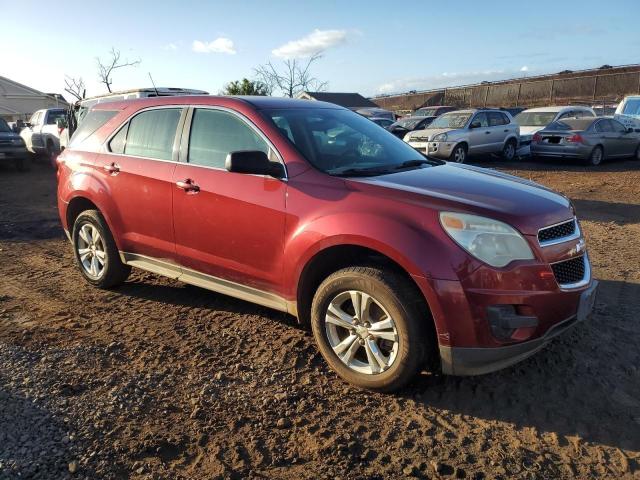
[
  {"x1": 485, "y1": 131, "x2": 491, "y2": 134},
  {"x1": 103, "y1": 162, "x2": 120, "y2": 174},
  {"x1": 176, "y1": 179, "x2": 200, "y2": 193},
  {"x1": 504, "y1": 129, "x2": 509, "y2": 132}
]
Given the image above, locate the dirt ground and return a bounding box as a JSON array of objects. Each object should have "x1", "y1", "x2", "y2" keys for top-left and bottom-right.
[{"x1": 1, "y1": 156, "x2": 639, "y2": 480}]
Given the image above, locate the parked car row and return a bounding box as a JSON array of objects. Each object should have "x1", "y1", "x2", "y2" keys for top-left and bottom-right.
[{"x1": 368, "y1": 102, "x2": 640, "y2": 166}]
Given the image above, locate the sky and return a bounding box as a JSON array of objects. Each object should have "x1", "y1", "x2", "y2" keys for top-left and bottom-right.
[{"x1": 1, "y1": 0, "x2": 639, "y2": 102}]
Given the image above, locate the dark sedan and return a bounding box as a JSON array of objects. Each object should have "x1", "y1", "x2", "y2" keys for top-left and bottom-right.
[
  {"x1": 387, "y1": 116, "x2": 436, "y2": 138},
  {"x1": 531, "y1": 117, "x2": 640, "y2": 166}
]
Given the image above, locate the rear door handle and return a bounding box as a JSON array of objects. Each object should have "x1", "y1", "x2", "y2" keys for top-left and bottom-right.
[
  {"x1": 485, "y1": 131, "x2": 491, "y2": 134},
  {"x1": 176, "y1": 179, "x2": 200, "y2": 193},
  {"x1": 504, "y1": 129, "x2": 509, "y2": 132},
  {"x1": 103, "y1": 162, "x2": 120, "y2": 174}
]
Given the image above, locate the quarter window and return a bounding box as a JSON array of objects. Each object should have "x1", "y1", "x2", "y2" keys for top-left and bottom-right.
[
  {"x1": 124, "y1": 108, "x2": 182, "y2": 160},
  {"x1": 188, "y1": 109, "x2": 269, "y2": 169}
]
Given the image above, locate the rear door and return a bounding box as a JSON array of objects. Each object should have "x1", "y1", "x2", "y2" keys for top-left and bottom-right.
[
  {"x1": 171, "y1": 107, "x2": 287, "y2": 294},
  {"x1": 488, "y1": 112, "x2": 511, "y2": 152},
  {"x1": 97, "y1": 107, "x2": 185, "y2": 261}
]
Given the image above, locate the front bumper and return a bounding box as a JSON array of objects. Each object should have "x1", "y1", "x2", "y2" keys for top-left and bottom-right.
[
  {"x1": 439, "y1": 279, "x2": 598, "y2": 375},
  {"x1": 407, "y1": 141, "x2": 455, "y2": 159},
  {"x1": 0, "y1": 147, "x2": 28, "y2": 161}
]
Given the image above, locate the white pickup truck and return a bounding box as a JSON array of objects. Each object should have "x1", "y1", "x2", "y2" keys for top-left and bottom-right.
[
  {"x1": 614, "y1": 95, "x2": 640, "y2": 130},
  {"x1": 20, "y1": 108, "x2": 66, "y2": 158}
]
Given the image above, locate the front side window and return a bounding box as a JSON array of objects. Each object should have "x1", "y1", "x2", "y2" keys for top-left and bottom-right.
[
  {"x1": 622, "y1": 99, "x2": 640, "y2": 116},
  {"x1": 610, "y1": 119, "x2": 627, "y2": 133},
  {"x1": 30, "y1": 112, "x2": 41, "y2": 125},
  {"x1": 124, "y1": 108, "x2": 182, "y2": 160},
  {"x1": 188, "y1": 109, "x2": 269, "y2": 169},
  {"x1": 576, "y1": 109, "x2": 595, "y2": 118},
  {"x1": 471, "y1": 113, "x2": 489, "y2": 128},
  {"x1": 263, "y1": 107, "x2": 439, "y2": 176}
]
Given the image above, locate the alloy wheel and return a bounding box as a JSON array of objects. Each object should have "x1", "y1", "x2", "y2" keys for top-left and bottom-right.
[
  {"x1": 591, "y1": 147, "x2": 603, "y2": 165},
  {"x1": 324, "y1": 290, "x2": 399, "y2": 375},
  {"x1": 77, "y1": 224, "x2": 106, "y2": 279},
  {"x1": 453, "y1": 147, "x2": 466, "y2": 163},
  {"x1": 504, "y1": 142, "x2": 515, "y2": 160}
]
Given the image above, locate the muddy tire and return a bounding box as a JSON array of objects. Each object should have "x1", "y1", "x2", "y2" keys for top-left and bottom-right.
[
  {"x1": 585, "y1": 146, "x2": 604, "y2": 166},
  {"x1": 72, "y1": 210, "x2": 130, "y2": 288},
  {"x1": 449, "y1": 144, "x2": 467, "y2": 164},
  {"x1": 311, "y1": 266, "x2": 431, "y2": 392}
]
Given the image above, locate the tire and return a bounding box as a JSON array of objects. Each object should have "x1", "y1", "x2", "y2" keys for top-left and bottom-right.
[
  {"x1": 46, "y1": 140, "x2": 58, "y2": 168},
  {"x1": 449, "y1": 144, "x2": 467, "y2": 163},
  {"x1": 502, "y1": 139, "x2": 517, "y2": 161},
  {"x1": 585, "y1": 146, "x2": 603, "y2": 166},
  {"x1": 72, "y1": 210, "x2": 130, "y2": 288},
  {"x1": 633, "y1": 145, "x2": 640, "y2": 161},
  {"x1": 310, "y1": 266, "x2": 431, "y2": 392}
]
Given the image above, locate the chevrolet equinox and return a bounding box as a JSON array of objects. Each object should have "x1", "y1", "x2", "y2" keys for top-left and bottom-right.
[{"x1": 57, "y1": 96, "x2": 598, "y2": 392}]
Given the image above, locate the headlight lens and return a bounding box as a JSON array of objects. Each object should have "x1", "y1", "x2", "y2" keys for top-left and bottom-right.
[
  {"x1": 11, "y1": 137, "x2": 25, "y2": 146},
  {"x1": 439, "y1": 212, "x2": 534, "y2": 267},
  {"x1": 403, "y1": 133, "x2": 412, "y2": 142},
  {"x1": 433, "y1": 133, "x2": 447, "y2": 142}
]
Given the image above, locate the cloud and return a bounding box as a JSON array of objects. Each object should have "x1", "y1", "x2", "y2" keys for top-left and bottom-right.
[
  {"x1": 377, "y1": 69, "x2": 527, "y2": 95},
  {"x1": 164, "y1": 43, "x2": 178, "y2": 51},
  {"x1": 520, "y1": 65, "x2": 529, "y2": 72},
  {"x1": 272, "y1": 29, "x2": 347, "y2": 59},
  {"x1": 192, "y1": 38, "x2": 236, "y2": 55}
]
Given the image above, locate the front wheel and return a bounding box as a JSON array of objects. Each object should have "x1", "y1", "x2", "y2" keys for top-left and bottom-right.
[
  {"x1": 72, "y1": 210, "x2": 130, "y2": 288},
  {"x1": 311, "y1": 266, "x2": 430, "y2": 392},
  {"x1": 449, "y1": 144, "x2": 467, "y2": 163}
]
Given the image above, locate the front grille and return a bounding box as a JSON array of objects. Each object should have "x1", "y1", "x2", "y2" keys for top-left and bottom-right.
[
  {"x1": 538, "y1": 219, "x2": 576, "y2": 245},
  {"x1": 551, "y1": 256, "x2": 586, "y2": 285}
]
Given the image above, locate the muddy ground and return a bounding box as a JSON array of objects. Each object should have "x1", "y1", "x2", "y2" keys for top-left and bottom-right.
[{"x1": 0, "y1": 156, "x2": 639, "y2": 480}]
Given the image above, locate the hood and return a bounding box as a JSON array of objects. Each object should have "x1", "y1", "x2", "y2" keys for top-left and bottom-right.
[
  {"x1": 0, "y1": 131, "x2": 20, "y2": 140},
  {"x1": 406, "y1": 127, "x2": 453, "y2": 141},
  {"x1": 519, "y1": 125, "x2": 545, "y2": 137},
  {"x1": 349, "y1": 163, "x2": 571, "y2": 235}
]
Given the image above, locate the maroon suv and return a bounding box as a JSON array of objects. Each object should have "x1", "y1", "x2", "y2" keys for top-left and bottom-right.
[{"x1": 57, "y1": 96, "x2": 598, "y2": 391}]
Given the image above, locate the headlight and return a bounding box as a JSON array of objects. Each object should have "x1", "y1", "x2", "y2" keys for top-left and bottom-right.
[
  {"x1": 11, "y1": 137, "x2": 25, "y2": 146},
  {"x1": 433, "y1": 133, "x2": 447, "y2": 142},
  {"x1": 403, "y1": 133, "x2": 412, "y2": 142},
  {"x1": 439, "y1": 212, "x2": 534, "y2": 267}
]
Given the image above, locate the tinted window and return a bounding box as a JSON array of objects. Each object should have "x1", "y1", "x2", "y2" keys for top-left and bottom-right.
[
  {"x1": 610, "y1": 119, "x2": 627, "y2": 133},
  {"x1": 69, "y1": 110, "x2": 119, "y2": 147},
  {"x1": 188, "y1": 109, "x2": 268, "y2": 168},
  {"x1": 46, "y1": 110, "x2": 66, "y2": 125},
  {"x1": 108, "y1": 124, "x2": 128, "y2": 154},
  {"x1": 124, "y1": 109, "x2": 182, "y2": 160},
  {"x1": 471, "y1": 113, "x2": 489, "y2": 128},
  {"x1": 595, "y1": 120, "x2": 612, "y2": 133},
  {"x1": 488, "y1": 112, "x2": 507, "y2": 126}
]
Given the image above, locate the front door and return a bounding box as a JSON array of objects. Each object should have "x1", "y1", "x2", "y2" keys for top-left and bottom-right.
[
  {"x1": 468, "y1": 112, "x2": 491, "y2": 154},
  {"x1": 95, "y1": 107, "x2": 184, "y2": 261},
  {"x1": 172, "y1": 107, "x2": 287, "y2": 295},
  {"x1": 609, "y1": 119, "x2": 637, "y2": 157}
]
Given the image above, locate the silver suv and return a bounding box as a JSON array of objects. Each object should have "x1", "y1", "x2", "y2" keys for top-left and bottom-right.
[{"x1": 404, "y1": 109, "x2": 520, "y2": 163}]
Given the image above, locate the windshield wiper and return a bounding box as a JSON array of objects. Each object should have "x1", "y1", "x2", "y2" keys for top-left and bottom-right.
[
  {"x1": 394, "y1": 159, "x2": 431, "y2": 170},
  {"x1": 330, "y1": 167, "x2": 395, "y2": 177}
]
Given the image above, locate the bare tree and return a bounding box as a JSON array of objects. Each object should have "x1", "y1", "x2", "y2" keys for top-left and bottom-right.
[
  {"x1": 96, "y1": 47, "x2": 141, "y2": 93},
  {"x1": 64, "y1": 75, "x2": 86, "y2": 101},
  {"x1": 254, "y1": 53, "x2": 328, "y2": 98}
]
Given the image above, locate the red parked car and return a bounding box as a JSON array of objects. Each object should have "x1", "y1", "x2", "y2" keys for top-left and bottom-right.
[{"x1": 57, "y1": 96, "x2": 598, "y2": 391}]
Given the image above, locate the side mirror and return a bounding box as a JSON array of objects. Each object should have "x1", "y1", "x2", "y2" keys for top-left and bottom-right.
[
  {"x1": 627, "y1": 127, "x2": 634, "y2": 133},
  {"x1": 469, "y1": 121, "x2": 481, "y2": 129},
  {"x1": 25, "y1": 122, "x2": 32, "y2": 128},
  {"x1": 225, "y1": 150, "x2": 285, "y2": 178}
]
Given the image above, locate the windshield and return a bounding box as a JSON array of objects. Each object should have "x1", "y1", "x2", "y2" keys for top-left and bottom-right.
[
  {"x1": 414, "y1": 108, "x2": 437, "y2": 117},
  {"x1": 515, "y1": 111, "x2": 557, "y2": 126},
  {"x1": 394, "y1": 117, "x2": 422, "y2": 129},
  {"x1": 263, "y1": 108, "x2": 439, "y2": 176},
  {"x1": 428, "y1": 112, "x2": 471, "y2": 129},
  {"x1": 0, "y1": 118, "x2": 11, "y2": 133},
  {"x1": 46, "y1": 110, "x2": 66, "y2": 125},
  {"x1": 622, "y1": 99, "x2": 640, "y2": 116}
]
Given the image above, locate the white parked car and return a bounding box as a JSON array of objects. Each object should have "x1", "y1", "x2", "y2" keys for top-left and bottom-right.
[
  {"x1": 514, "y1": 106, "x2": 596, "y2": 156},
  {"x1": 614, "y1": 95, "x2": 640, "y2": 130},
  {"x1": 20, "y1": 108, "x2": 67, "y2": 158}
]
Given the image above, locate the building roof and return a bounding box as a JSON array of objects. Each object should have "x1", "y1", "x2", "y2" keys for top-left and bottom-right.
[{"x1": 298, "y1": 91, "x2": 378, "y2": 108}]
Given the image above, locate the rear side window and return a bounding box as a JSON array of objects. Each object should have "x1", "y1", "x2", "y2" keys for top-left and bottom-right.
[
  {"x1": 46, "y1": 110, "x2": 66, "y2": 125},
  {"x1": 488, "y1": 112, "x2": 508, "y2": 126},
  {"x1": 188, "y1": 108, "x2": 269, "y2": 168},
  {"x1": 70, "y1": 110, "x2": 119, "y2": 147},
  {"x1": 124, "y1": 108, "x2": 182, "y2": 160},
  {"x1": 576, "y1": 109, "x2": 595, "y2": 118}
]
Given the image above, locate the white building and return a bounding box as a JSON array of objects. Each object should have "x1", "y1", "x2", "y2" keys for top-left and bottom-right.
[{"x1": 0, "y1": 75, "x2": 69, "y2": 122}]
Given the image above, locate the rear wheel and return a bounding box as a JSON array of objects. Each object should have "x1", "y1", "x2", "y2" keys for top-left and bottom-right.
[
  {"x1": 502, "y1": 139, "x2": 517, "y2": 161},
  {"x1": 311, "y1": 266, "x2": 430, "y2": 392},
  {"x1": 585, "y1": 146, "x2": 603, "y2": 166},
  {"x1": 449, "y1": 144, "x2": 467, "y2": 163},
  {"x1": 72, "y1": 210, "x2": 130, "y2": 288}
]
